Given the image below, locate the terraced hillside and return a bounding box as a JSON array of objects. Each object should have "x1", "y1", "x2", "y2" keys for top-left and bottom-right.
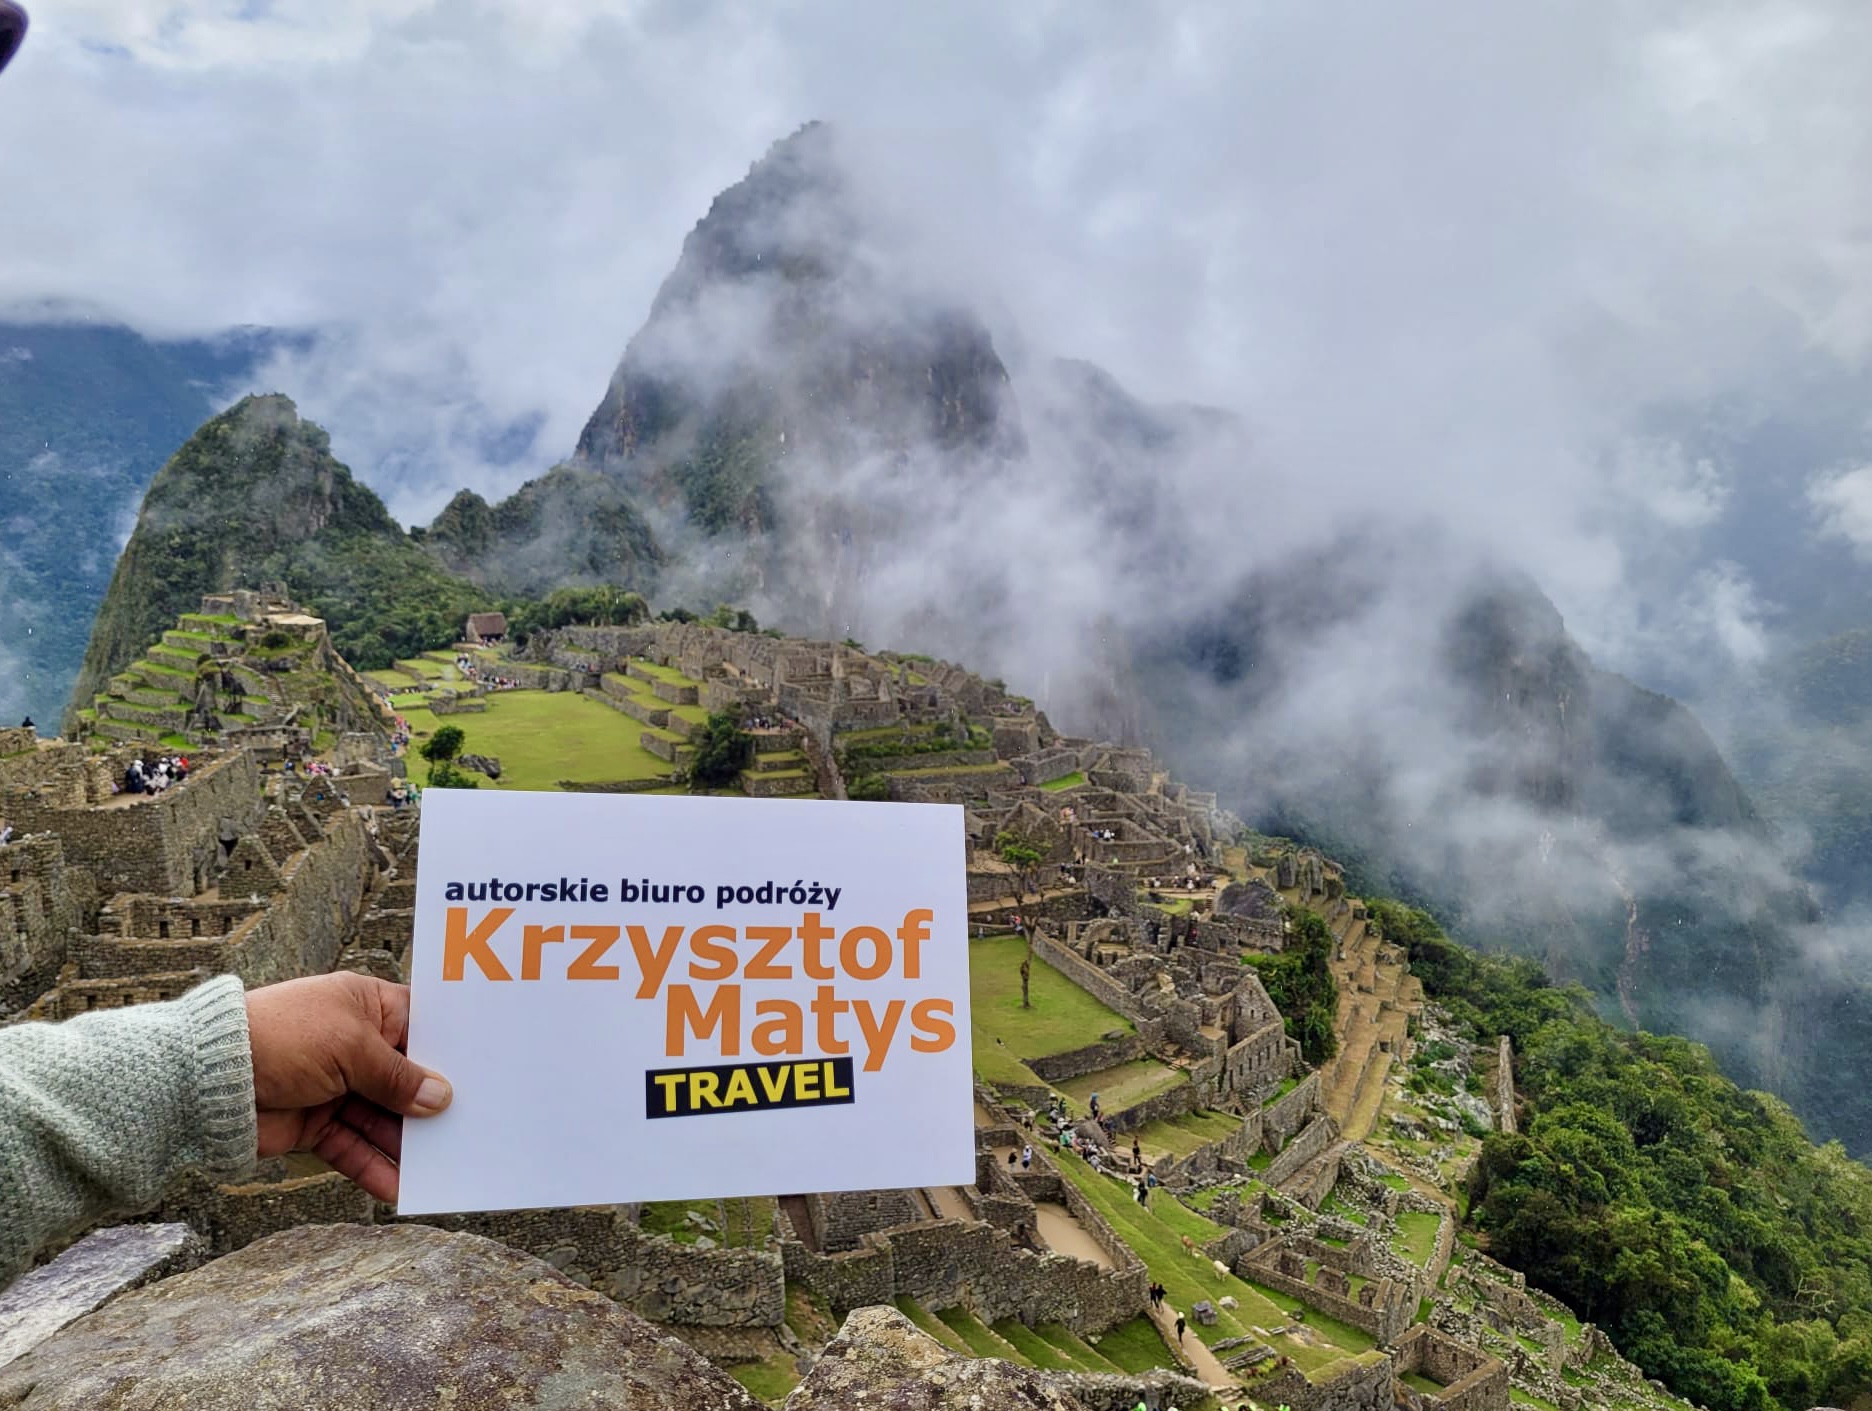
[{"x1": 74, "y1": 601, "x2": 387, "y2": 755}]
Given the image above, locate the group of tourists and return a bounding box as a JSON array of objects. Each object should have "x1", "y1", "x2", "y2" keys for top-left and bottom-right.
[{"x1": 120, "y1": 755, "x2": 188, "y2": 795}]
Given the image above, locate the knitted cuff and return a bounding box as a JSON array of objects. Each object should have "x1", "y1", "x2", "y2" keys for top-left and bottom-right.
[{"x1": 178, "y1": 974, "x2": 258, "y2": 1181}]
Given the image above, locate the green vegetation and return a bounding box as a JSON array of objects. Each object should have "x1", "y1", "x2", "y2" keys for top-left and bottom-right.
[
  {"x1": 1244, "y1": 906, "x2": 1339, "y2": 1064},
  {"x1": 503, "y1": 585, "x2": 648, "y2": 643},
  {"x1": 397, "y1": 691, "x2": 672, "y2": 792},
  {"x1": 1040, "y1": 771, "x2": 1087, "y2": 791},
  {"x1": 65, "y1": 395, "x2": 492, "y2": 727},
  {"x1": 638, "y1": 1197, "x2": 773, "y2": 1248},
  {"x1": 935, "y1": 1305, "x2": 1023, "y2": 1361},
  {"x1": 1056, "y1": 1059, "x2": 1188, "y2": 1112},
  {"x1": 1054, "y1": 1150, "x2": 1373, "y2": 1370},
  {"x1": 1391, "y1": 1211, "x2": 1441, "y2": 1266},
  {"x1": 686, "y1": 711, "x2": 754, "y2": 790},
  {"x1": 726, "y1": 1355, "x2": 797, "y2": 1404},
  {"x1": 894, "y1": 1297, "x2": 971, "y2": 1355},
  {"x1": 1133, "y1": 1109, "x2": 1244, "y2": 1158},
  {"x1": 417, "y1": 724, "x2": 476, "y2": 790},
  {"x1": 1087, "y1": 1316, "x2": 1172, "y2": 1373},
  {"x1": 970, "y1": 934, "x2": 1131, "y2": 1060},
  {"x1": 1373, "y1": 896, "x2": 1872, "y2": 1411},
  {"x1": 991, "y1": 1319, "x2": 1078, "y2": 1370}
]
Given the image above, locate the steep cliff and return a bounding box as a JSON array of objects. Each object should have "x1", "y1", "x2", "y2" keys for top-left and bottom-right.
[{"x1": 425, "y1": 123, "x2": 1021, "y2": 623}]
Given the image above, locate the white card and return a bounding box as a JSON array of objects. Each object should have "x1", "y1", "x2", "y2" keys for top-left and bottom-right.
[{"x1": 396, "y1": 789, "x2": 975, "y2": 1215}]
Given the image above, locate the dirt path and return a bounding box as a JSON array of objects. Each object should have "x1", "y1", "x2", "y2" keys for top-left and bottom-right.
[
  {"x1": 928, "y1": 1186, "x2": 975, "y2": 1222},
  {"x1": 1032, "y1": 1202, "x2": 1114, "y2": 1270},
  {"x1": 1148, "y1": 1301, "x2": 1237, "y2": 1392}
]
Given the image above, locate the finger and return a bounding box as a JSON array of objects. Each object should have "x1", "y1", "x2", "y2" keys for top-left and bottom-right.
[
  {"x1": 364, "y1": 977, "x2": 413, "y2": 1051},
  {"x1": 313, "y1": 1121, "x2": 401, "y2": 1203},
  {"x1": 336, "y1": 1096, "x2": 403, "y2": 1162},
  {"x1": 345, "y1": 1029, "x2": 452, "y2": 1117}
]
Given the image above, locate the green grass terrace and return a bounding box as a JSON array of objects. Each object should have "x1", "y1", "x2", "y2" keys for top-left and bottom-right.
[
  {"x1": 969, "y1": 933, "x2": 1133, "y2": 1082},
  {"x1": 1054, "y1": 1150, "x2": 1375, "y2": 1374},
  {"x1": 397, "y1": 690, "x2": 675, "y2": 792}
]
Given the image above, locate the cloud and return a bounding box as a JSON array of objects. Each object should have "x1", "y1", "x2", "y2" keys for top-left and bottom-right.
[{"x1": 1810, "y1": 463, "x2": 1872, "y2": 558}]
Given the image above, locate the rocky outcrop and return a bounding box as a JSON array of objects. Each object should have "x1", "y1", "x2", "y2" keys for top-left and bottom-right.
[
  {"x1": 0, "y1": 1223, "x2": 760, "y2": 1411},
  {"x1": 785, "y1": 1305, "x2": 1087, "y2": 1409},
  {"x1": 0, "y1": 1223, "x2": 204, "y2": 1371}
]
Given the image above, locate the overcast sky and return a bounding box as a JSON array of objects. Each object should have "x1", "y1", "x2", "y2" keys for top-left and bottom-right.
[{"x1": 4, "y1": 0, "x2": 1872, "y2": 690}]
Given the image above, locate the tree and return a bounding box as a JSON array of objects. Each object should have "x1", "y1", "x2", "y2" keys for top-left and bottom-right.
[
  {"x1": 996, "y1": 829, "x2": 1046, "y2": 1009},
  {"x1": 418, "y1": 723, "x2": 478, "y2": 788},
  {"x1": 687, "y1": 712, "x2": 754, "y2": 791}
]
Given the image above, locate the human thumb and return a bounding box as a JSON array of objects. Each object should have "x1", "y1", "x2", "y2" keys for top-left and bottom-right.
[{"x1": 351, "y1": 1031, "x2": 452, "y2": 1117}]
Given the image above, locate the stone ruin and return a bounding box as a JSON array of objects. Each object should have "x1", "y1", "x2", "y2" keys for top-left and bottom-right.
[{"x1": 3, "y1": 600, "x2": 1525, "y2": 1411}]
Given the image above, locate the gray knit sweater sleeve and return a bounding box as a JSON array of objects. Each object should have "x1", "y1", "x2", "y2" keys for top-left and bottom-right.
[{"x1": 0, "y1": 975, "x2": 257, "y2": 1283}]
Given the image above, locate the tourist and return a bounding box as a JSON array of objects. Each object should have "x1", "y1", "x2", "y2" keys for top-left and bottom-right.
[
  {"x1": 1132, "y1": 1136, "x2": 1142, "y2": 1166},
  {"x1": 0, "y1": 824, "x2": 13, "y2": 847},
  {"x1": 0, "y1": 971, "x2": 454, "y2": 1284},
  {"x1": 1089, "y1": 1092, "x2": 1101, "y2": 1119},
  {"x1": 1175, "y1": 1314, "x2": 1186, "y2": 1343},
  {"x1": 18, "y1": 716, "x2": 32, "y2": 730},
  {"x1": 1007, "y1": 1149, "x2": 1017, "y2": 1167},
  {"x1": 1021, "y1": 1143, "x2": 1032, "y2": 1170}
]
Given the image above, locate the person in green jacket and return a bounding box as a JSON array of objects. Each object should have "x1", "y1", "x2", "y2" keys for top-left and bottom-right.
[{"x1": 0, "y1": 971, "x2": 453, "y2": 1285}]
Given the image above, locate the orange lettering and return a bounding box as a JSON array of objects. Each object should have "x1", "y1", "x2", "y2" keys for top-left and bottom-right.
[
  {"x1": 910, "y1": 999, "x2": 956, "y2": 1053},
  {"x1": 667, "y1": 984, "x2": 741, "y2": 1057},
  {"x1": 443, "y1": 907, "x2": 513, "y2": 981},
  {"x1": 752, "y1": 998, "x2": 804, "y2": 1056},
  {"x1": 897, "y1": 908, "x2": 932, "y2": 979},
  {"x1": 840, "y1": 925, "x2": 892, "y2": 980},
  {"x1": 852, "y1": 998, "x2": 904, "y2": 1072},
  {"x1": 746, "y1": 925, "x2": 792, "y2": 980},
  {"x1": 628, "y1": 923, "x2": 686, "y2": 998},
  {"x1": 687, "y1": 923, "x2": 738, "y2": 981},
  {"x1": 568, "y1": 924, "x2": 620, "y2": 980},
  {"x1": 521, "y1": 923, "x2": 564, "y2": 981}
]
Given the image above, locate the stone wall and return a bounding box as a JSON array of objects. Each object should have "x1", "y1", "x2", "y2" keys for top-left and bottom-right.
[
  {"x1": 1030, "y1": 931, "x2": 1150, "y2": 1029},
  {"x1": 806, "y1": 1189, "x2": 927, "y2": 1253},
  {"x1": 1154, "y1": 1112, "x2": 1262, "y2": 1185},
  {"x1": 788, "y1": 1216, "x2": 1147, "y2": 1337},
  {"x1": 1043, "y1": 1369, "x2": 1213, "y2": 1410},
  {"x1": 1395, "y1": 1325, "x2": 1510, "y2": 1411},
  {"x1": 1253, "y1": 1349, "x2": 1394, "y2": 1411},
  {"x1": 1263, "y1": 1073, "x2": 1322, "y2": 1147},
  {"x1": 1027, "y1": 1033, "x2": 1145, "y2": 1083},
  {"x1": 150, "y1": 1170, "x2": 375, "y2": 1255},
  {"x1": 0, "y1": 835, "x2": 94, "y2": 1014},
  {"x1": 1265, "y1": 1114, "x2": 1338, "y2": 1184},
  {"x1": 1495, "y1": 1036, "x2": 1516, "y2": 1134},
  {"x1": 3, "y1": 752, "x2": 264, "y2": 897},
  {"x1": 1248, "y1": 1247, "x2": 1415, "y2": 1345},
  {"x1": 1225, "y1": 1019, "x2": 1291, "y2": 1094},
  {"x1": 24, "y1": 970, "x2": 211, "y2": 1020}
]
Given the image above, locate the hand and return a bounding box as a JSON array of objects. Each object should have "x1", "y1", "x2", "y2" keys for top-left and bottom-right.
[{"x1": 244, "y1": 972, "x2": 452, "y2": 1202}]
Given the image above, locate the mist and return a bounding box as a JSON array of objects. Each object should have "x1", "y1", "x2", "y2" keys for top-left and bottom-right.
[{"x1": 7, "y1": 0, "x2": 1872, "y2": 1129}]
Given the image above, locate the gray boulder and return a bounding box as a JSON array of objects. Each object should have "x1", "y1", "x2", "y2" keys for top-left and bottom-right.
[
  {"x1": 0, "y1": 1223, "x2": 759, "y2": 1411},
  {"x1": 784, "y1": 1305, "x2": 1087, "y2": 1409},
  {"x1": 459, "y1": 752, "x2": 502, "y2": 780},
  {"x1": 1214, "y1": 878, "x2": 1282, "y2": 923}
]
